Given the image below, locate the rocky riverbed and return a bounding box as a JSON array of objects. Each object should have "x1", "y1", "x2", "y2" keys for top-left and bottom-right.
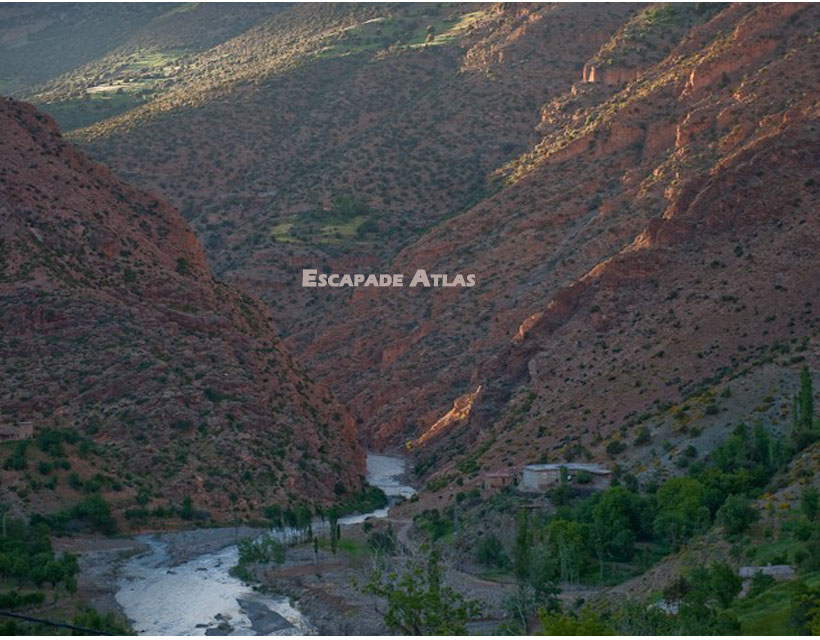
[{"x1": 60, "y1": 453, "x2": 416, "y2": 636}]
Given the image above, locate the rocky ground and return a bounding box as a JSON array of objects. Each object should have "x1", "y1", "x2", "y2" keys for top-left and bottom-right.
[
  {"x1": 54, "y1": 536, "x2": 148, "y2": 620},
  {"x1": 58, "y1": 514, "x2": 523, "y2": 635},
  {"x1": 255, "y1": 516, "x2": 519, "y2": 635}
]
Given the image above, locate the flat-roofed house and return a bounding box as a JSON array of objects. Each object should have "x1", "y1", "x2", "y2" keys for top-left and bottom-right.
[
  {"x1": 483, "y1": 470, "x2": 516, "y2": 492},
  {"x1": 0, "y1": 421, "x2": 33, "y2": 442},
  {"x1": 519, "y1": 462, "x2": 612, "y2": 492}
]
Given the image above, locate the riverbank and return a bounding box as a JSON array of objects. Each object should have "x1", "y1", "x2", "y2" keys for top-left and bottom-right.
[
  {"x1": 54, "y1": 525, "x2": 268, "y2": 621},
  {"x1": 258, "y1": 529, "x2": 389, "y2": 635},
  {"x1": 54, "y1": 536, "x2": 147, "y2": 620},
  {"x1": 58, "y1": 453, "x2": 418, "y2": 635}
]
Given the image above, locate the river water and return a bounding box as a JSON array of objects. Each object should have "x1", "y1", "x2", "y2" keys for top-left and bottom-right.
[{"x1": 115, "y1": 453, "x2": 414, "y2": 636}]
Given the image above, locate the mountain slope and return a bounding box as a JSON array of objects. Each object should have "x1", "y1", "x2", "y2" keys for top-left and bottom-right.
[
  {"x1": 9, "y1": 4, "x2": 819, "y2": 489},
  {"x1": 0, "y1": 96, "x2": 364, "y2": 524},
  {"x1": 380, "y1": 2, "x2": 820, "y2": 486},
  {"x1": 68, "y1": 2, "x2": 639, "y2": 347},
  {"x1": 258, "y1": 3, "x2": 820, "y2": 457}
]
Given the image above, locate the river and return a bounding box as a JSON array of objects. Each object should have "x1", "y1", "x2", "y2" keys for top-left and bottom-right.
[{"x1": 115, "y1": 453, "x2": 415, "y2": 636}]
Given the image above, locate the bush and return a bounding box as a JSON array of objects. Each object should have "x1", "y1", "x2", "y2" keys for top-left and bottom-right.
[
  {"x1": 334, "y1": 484, "x2": 388, "y2": 516},
  {"x1": 634, "y1": 426, "x2": 652, "y2": 446},
  {"x1": 36, "y1": 495, "x2": 116, "y2": 535},
  {"x1": 747, "y1": 571, "x2": 776, "y2": 598},
  {"x1": 575, "y1": 470, "x2": 592, "y2": 484},
  {"x1": 606, "y1": 440, "x2": 627, "y2": 457},
  {"x1": 237, "y1": 534, "x2": 286, "y2": 566},
  {"x1": 179, "y1": 496, "x2": 194, "y2": 520},
  {"x1": 716, "y1": 495, "x2": 759, "y2": 536},
  {"x1": 367, "y1": 528, "x2": 396, "y2": 555},
  {"x1": 0, "y1": 590, "x2": 45, "y2": 609},
  {"x1": 794, "y1": 517, "x2": 814, "y2": 541},
  {"x1": 476, "y1": 534, "x2": 508, "y2": 569}
]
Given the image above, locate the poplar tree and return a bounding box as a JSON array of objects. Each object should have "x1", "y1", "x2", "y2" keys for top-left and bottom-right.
[{"x1": 793, "y1": 367, "x2": 818, "y2": 449}]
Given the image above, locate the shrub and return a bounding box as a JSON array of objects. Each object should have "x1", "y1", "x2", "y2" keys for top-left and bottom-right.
[
  {"x1": 237, "y1": 534, "x2": 286, "y2": 565},
  {"x1": 716, "y1": 494, "x2": 759, "y2": 536},
  {"x1": 476, "y1": 534, "x2": 509, "y2": 569},
  {"x1": 606, "y1": 440, "x2": 627, "y2": 457}
]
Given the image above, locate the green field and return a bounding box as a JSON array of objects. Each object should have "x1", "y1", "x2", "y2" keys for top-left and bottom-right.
[
  {"x1": 37, "y1": 92, "x2": 145, "y2": 132},
  {"x1": 270, "y1": 213, "x2": 371, "y2": 245},
  {"x1": 734, "y1": 571, "x2": 820, "y2": 634}
]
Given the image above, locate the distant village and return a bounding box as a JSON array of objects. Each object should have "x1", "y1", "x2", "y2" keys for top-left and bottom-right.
[{"x1": 483, "y1": 462, "x2": 612, "y2": 494}]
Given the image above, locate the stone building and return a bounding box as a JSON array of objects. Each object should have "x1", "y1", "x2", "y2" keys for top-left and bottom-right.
[
  {"x1": 0, "y1": 421, "x2": 33, "y2": 442},
  {"x1": 519, "y1": 462, "x2": 612, "y2": 492},
  {"x1": 482, "y1": 470, "x2": 516, "y2": 492}
]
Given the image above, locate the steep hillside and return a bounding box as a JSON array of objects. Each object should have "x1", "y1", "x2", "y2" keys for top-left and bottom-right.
[
  {"x1": 0, "y1": 4, "x2": 171, "y2": 94},
  {"x1": 12, "y1": 4, "x2": 819, "y2": 488},
  {"x1": 0, "y1": 3, "x2": 284, "y2": 129},
  {"x1": 239, "y1": 3, "x2": 817, "y2": 464},
  {"x1": 0, "y1": 97, "x2": 364, "y2": 526},
  {"x1": 382, "y1": 2, "x2": 820, "y2": 485},
  {"x1": 69, "y1": 3, "x2": 639, "y2": 343}
]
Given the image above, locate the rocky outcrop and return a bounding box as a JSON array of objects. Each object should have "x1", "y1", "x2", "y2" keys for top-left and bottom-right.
[
  {"x1": 291, "y1": 2, "x2": 820, "y2": 475},
  {"x1": 582, "y1": 64, "x2": 639, "y2": 86}
]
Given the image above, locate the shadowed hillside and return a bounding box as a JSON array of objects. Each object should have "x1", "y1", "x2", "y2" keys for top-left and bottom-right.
[{"x1": 0, "y1": 96, "x2": 364, "y2": 527}]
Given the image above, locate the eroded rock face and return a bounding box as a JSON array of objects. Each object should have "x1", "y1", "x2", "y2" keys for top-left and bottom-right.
[
  {"x1": 273, "y1": 2, "x2": 820, "y2": 473},
  {"x1": 0, "y1": 97, "x2": 364, "y2": 521}
]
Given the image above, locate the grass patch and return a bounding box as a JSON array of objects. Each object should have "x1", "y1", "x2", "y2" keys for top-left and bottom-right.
[
  {"x1": 750, "y1": 536, "x2": 804, "y2": 565},
  {"x1": 37, "y1": 93, "x2": 145, "y2": 131},
  {"x1": 337, "y1": 538, "x2": 370, "y2": 557},
  {"x1": 121, "y1": 49, "x2": 186, "y2": 73},
  {"x1": 269, "y1": 220, "x2": 298, "y2": 243},
  {"x1": 317, "y1": 7, "x2": 490, "y2": 59},
  {"x1": 269, "y1": 207, "x2": 374, "y2": 246},
  {"x1": 733, "y1": 572, "x2": 820, "y2": 634},
  {"x1": 316, "y1": 215, "x2": 368, "y2": 243},
  {"x1": 407, "y1": 10, "x2": 490, "y2": 48}
]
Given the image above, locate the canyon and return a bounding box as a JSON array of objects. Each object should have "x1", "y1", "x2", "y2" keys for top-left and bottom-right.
[
  {"x1": 1, "y1": 3, "x2": 820, "y2": 635},
  {"x1": 1, "y1": 0, "x2": 818, "y2": 521}
]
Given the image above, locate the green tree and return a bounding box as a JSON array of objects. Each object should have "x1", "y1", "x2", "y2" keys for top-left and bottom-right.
[
  {"x1": 476, "y1": 533, "x2": 508, "y2": 569},
  {"x1": 513, "y1": 509, "x2": 530, "y2": 583},
  {"x1": 793, "y1": 367, "x2": 818, "y2": 449},
  {"x1": 179, "y1": 496, "x2": 194, "y2": 520},
  {"x1": 716, "y1": 494, "x2": 759, "y2": 535},
  {"x1": 592, "y1": 486, "x2": 643, "y2": 561},
  {"x1": 362, "y1": 546, "x2": 482, "y2": 635},
  {"x1": 611, "y1": 601, "x2": 675, "y2": 635},
  {"x1": 237, "y1": 534, "x2": 286, "y2": 566},
  {"x1": 329, "y1": 193, "x2": 369, "y2": 220},
  {"x1": 73, "y1": 608, "x2": 131, "y2": 634},
  {"x1": 801, "y1": 486, "x2": 819, "y2": 521},
  {"x1": 296, "y1": 504, "x2": 313, "y2": 539},
  {"x1": 675, "y1": 564, "x2": 742, "y2": 634},
  {"x1": 264, "y1": 504, "x2": 283, "y2": 529},
  {"x1": 790, "y1": 581, "x2": 820, "y2": 634},
  {"x1": 653, "y1": 478, "x2": 710, "y2": 548},
  {"x1": 544, "y1": 519, "x2": 586, "y2": 583},
  {"x1": 328, "y1": 508, "x2": 339, "y2": 554}
]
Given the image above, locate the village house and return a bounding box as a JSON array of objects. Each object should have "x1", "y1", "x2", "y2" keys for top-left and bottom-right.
[
  {"x1": 0, "y1": 421, "x2": 34, "y2": 442},
  {"x1": 482, "y1": 470, "x2": 516, "y2": 492},
  {"x1": 519, "y1": 462, "x2": 612, "y2": 492},
  {"x1": 738, "y1": 564, "x2": 796, "y2": 597}
]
